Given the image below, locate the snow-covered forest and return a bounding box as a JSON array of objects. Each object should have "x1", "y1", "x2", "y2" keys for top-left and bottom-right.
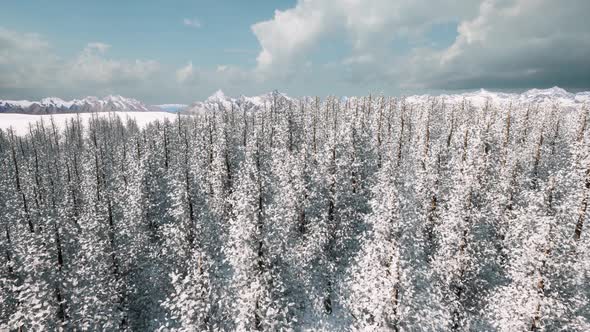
[{"x1": 1, "y1": 94, "x2": 590, "y2": 331}]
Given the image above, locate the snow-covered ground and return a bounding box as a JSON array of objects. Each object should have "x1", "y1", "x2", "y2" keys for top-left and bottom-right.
[{"x1": 0, "y1": 112, "x2": 178, "y2": 136}]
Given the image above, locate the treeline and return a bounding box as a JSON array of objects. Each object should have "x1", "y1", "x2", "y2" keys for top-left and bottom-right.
[{"x1": 1, "y1": 96, "x2": 590, "y2": 331}]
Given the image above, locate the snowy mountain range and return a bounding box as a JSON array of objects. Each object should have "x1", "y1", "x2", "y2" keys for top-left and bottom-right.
[
  {"x1": 0, "y1": 95, "x2": 158, "y2": 114},
  {"x1": 1, "y1": 87, "x2": 588, "y2": 115},
  {"x1": 183, "y1": 87, "x2": 589, "y2": 114},
  {"x1": 183, "y1": 89, "x2": 293, "y2": 114},
  {"x1": 405, "y1": 86, "x2": 590, "y2": 108}
]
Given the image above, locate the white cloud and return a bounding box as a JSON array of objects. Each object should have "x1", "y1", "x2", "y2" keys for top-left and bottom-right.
[
  {"x1": 176, "y1": 61, "x2": 196, "y2": 84},
  {"x1": 409, "y1": 0, "x2": 590, "y2": 89},
  {"x1": 215, "y1": 64, "x2": 252, "y2": 84},
  {"x1": 67, "y1": 43, "x2": 159, "y2": 83},
  {"x1": 0, "y1": 27, "x2": 261, "y2": 103},
  {"x1": 251, "y1": 0, "x2": 590, "y2": 90},
  {"x1": 0, "y1": 27, "x2": 56, "y2": 88},
  {"x1": 0, "y1": 27, "x2": 161, "y2": 99},
  {"x1": 250, "y1": 0, "x2": 479, "y2": 77},
  {"x1": 252, "y1": 2, "x2": 327, "y2": 74},
  {"x1": 183, "y1": 18, "x2": 202, "y2": 28},
  {"x1": 0, "y1": 27, "x2": 48, "y2": 54}
]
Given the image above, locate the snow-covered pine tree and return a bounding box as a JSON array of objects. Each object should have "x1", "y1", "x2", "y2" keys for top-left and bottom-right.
[
  {"x1": 345, "y1": 149, "x2": 410, "y2": 331},
  {"x1": 225, "y1": 129, "x2": 294, "y2": 330},
  {"x1": 431, "y1": 123, "x2": 489, "y2": 331}
]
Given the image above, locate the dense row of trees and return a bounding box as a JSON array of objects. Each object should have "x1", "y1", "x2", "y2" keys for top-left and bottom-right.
[{"x1": 1, "y1": 95, "x2": 589, "y2": 331}]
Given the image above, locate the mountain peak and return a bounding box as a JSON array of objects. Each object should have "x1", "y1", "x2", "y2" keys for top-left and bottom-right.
[
  {"x1": 207, "y1": 89, "x2": 227, "y2": 102},
  {"x1": 525, "y1": 86, "x2": 570, "y2": 96},
  {"x1": 266, "y1": 89, "x2": 286, "y2": 98},
  {"x1": 40, "y1": 97, "x2": 68, "y2": 105}
]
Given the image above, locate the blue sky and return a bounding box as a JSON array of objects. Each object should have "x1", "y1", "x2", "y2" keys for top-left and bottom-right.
[
  {"x1": 1, "y1": 1, "x2": 294, "y2": 66},
  {"x1": 1, "y1": 0, "x2": 588, "y2": 104}
]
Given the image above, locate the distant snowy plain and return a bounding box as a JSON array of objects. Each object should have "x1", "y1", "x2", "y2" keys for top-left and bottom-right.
[{"x1": 0, "y1": 112, "x2": 178, "y2": 136}]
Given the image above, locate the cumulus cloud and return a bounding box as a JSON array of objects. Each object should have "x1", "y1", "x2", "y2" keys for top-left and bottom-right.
[
  {"x1": 0, "y1": 26, "x2": 262, "y2": 103},
  {"x1": 251, "y1": 2, "x2": 328, "y2": 75},
  {"x1": 0, "y1": 27, "x2": 48, "y2": 55},
  {"x1": 418, "y1": 0, "x2": 590, "y2": 89},
  {"x1": 251, "y1": 0, "x2": 590, "y2": 90},
  {"x1": 0, "y1": 27, "x2": 164, "y2": 101},
  {"x1": 251, "y1": 0, "x2": 479, "y2": 76},
  {"x1": 0, "y1": 27, "x2": 58, "y2": 89},
  {"x1": 67, "y1": 42, "x2": 159, "y2": 84}
]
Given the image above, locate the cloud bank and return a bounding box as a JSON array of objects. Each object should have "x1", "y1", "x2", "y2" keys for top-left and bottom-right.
[
  {"x1": 251, "y1": 0, "x2": 590, "y2": 90},
  {"x1": 1, "y1": 0, "x2": 589, "y2": 103}
]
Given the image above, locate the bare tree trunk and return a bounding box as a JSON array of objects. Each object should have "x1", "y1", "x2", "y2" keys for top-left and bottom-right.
[
  {"x1": 53, "y1": 220, "x2": 67, "y2": 325},
  {"x1": 163, "y1": 122, "x2": 170, "y2": 170},
  {"x1": 9, "y1": 131, "x2": 33, "y2": 233},
  {"x1": 502, "y1": 106, "x2": 512, "y2": 167},
  {"x1": 377, "y1": 96, "x2": 384, "y2": 168},
  {"x1": 446, "y1": 107, "x2": 456, "y2": 150},
  {"x1": 421, "y1": 103, "x2": 432, "y2": 171},
  {"x1": 182, "y1": 126, "x2": 196, "y2": 249},
  {"x1": 574, "y1": 169, "x2": 590, "y2": 241},
  {"x1": 324, "y1": 141, "x2": 337, "y2": 315},
  {"x1": 530, "y1": 179, "x2": 556, "y2": 331},
  {"x1": 4, "y1": 224, "x2": 13, "y2": 274},
  {"x1": 254, "y1": 140, "x2": 265, "y2": 330},
  {"x1": 397, "y1": 104, "x2": 406, "y2": 167},
  {"x1": 450, "y1": 188, "x2": 473, "y2": 332},
  {"x1": 531, "y1": 131, "x2": 544, "y2": 189}
]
